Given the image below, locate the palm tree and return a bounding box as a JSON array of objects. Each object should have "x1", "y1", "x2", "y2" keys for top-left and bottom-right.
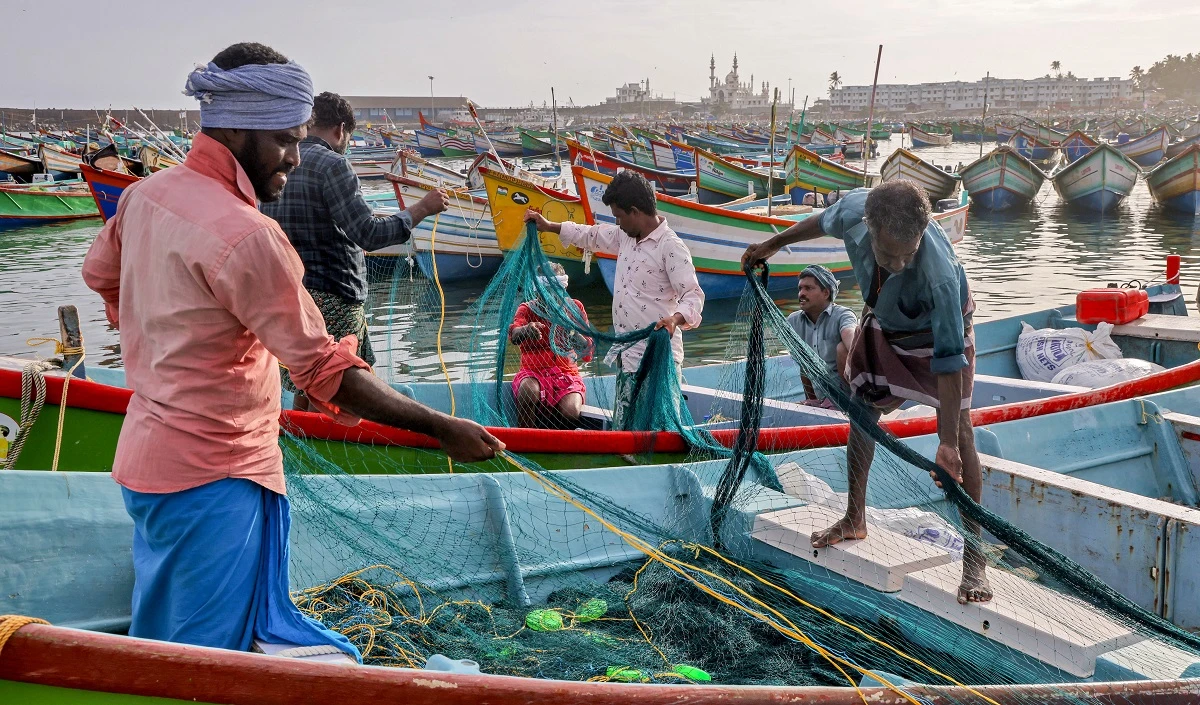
[
  {"x1": 828, "y1": 71, "x2": 842, "y2": 97},
  {"x1": 1051, "y1": 60, "x2": 1062, "y2": 79}
]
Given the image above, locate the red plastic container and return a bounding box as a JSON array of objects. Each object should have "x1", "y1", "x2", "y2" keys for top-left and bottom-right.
[{"x1": 1076, "y1": 288, "x2": 1149, "y2": 324}]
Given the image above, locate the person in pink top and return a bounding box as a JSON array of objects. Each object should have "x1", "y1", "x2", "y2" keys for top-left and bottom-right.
[
  {"x1": 508, "y1": 262, "x2": 593, "y2": 428},
  {"x1": 81, "y1": 43, "x2": 502, "y2": 659},
  {"x1": 524, "y1": 171, "x2": 704, "y2": 430}
]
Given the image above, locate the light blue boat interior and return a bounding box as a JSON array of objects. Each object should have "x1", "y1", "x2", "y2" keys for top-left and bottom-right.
[{"x1": 25, "y1": 301, "x2": 1200, "y2": 684}]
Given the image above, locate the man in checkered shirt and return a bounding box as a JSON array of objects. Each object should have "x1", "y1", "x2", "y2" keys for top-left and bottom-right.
[{"x1": 263, "y1": 92, "x2": 448, "y2": 409}]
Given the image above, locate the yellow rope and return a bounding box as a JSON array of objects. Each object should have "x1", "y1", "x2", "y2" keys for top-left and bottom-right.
[
  {"x1": 498, "y1": 451, "x2": 1004, "y2": 705},
  {"x1": 23, "y1": 338, "x2": 85, "y2": 472},
  {"x1": 428, "y1": 211, "x2": 455, "y2": 473},
  {"x1": 0, "y1": 615, "x2": 48, "y2": 656}
]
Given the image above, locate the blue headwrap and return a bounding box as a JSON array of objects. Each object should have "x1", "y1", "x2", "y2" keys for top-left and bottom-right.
[
  {"x1": 799, "y1": 264, "x2": 839, "y2": 300},
  {"x1": 183, "y1": 61, "x2": 314, "y2": 130}
]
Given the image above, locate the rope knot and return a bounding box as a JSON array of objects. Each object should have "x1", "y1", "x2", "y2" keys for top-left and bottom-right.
[{"x1": 0, "y1": 615, "x2": 49, "y2": 656}]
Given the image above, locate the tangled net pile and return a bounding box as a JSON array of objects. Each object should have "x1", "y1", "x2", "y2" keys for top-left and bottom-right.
[{"x1": 278, "y1": 222, "x2": 1200, "y2": 700}]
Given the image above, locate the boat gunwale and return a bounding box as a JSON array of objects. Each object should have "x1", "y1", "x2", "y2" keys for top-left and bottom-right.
[{"x1": 2, "y1": 623, "x2": 1198, "y2": 705}]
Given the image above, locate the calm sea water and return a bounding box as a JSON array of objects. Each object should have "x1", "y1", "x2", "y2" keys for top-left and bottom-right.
[{"x1": 3, "y1": 139, "x2": 1199, "y2": 382}]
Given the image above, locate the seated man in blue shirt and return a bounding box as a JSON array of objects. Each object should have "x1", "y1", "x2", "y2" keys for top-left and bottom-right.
[
  {"x1": 744, "y1": 181, "x2": 990, "y2": 604},
  {"x1": 785, "y1": 264, "x2": 857, "y2": 408}
]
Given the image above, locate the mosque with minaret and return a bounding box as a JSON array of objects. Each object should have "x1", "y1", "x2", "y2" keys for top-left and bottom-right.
[{"x1": 704, "y1": 54, "x2": 771, "y2": 110}]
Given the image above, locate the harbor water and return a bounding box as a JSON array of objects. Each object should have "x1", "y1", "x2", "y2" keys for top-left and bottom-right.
[{"x1": 2, "y1": 139, "x2": 1198, "y2": 382}]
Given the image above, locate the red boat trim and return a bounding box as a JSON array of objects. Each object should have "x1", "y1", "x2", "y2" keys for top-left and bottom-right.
[
  {"x1": 4, "y1": 359, "x2": 1200, "y2": 456},
  {"x1": 1, "y1": 624, "x2": 1197, "y2": 705}
]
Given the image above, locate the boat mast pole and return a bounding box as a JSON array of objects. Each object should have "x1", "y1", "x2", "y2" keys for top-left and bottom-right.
[
  {"x1": 768, "y1": 87, "x2": 779, "y2": 217},
  {"x1": 467, "y1": 101, "x2": 509, "y2": 176},
  {"x1": 864, "y1": 44, "x2": 883, "y2": 176},
  {"x1": 551, "y1": 87, "x2": 561, "y2": 172},
  {"x1": 981, "y1": 71, "x2": 990, "y2": 159}
]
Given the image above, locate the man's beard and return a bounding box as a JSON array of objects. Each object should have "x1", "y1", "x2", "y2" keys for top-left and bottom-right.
[{"x1": 237, "y1": 137, "x2": 293, "y2": 203}]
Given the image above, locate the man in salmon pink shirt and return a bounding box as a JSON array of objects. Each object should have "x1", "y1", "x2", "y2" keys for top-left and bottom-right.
[{"x1": 82, "y1": 43, "x2": 503, "y2": 660}]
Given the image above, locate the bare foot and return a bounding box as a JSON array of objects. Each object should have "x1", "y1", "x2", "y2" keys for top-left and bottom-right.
[
  {"x1": 810, "y1": 516, "x2": 868, "y2": 548},
  {"x1": 957, "y1": 566, "x2": 993, "y2": 604}
]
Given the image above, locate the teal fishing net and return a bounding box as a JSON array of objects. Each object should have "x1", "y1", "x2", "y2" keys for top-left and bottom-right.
[{"x1": 273, "y1": 221, "x2": 1200, "y2": 700}]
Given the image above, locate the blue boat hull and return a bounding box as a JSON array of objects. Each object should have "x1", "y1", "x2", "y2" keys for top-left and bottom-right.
[
  {"x1": 1066, "y1": 189, "x2": 1127, "y2": 212},
  {"x1": 968, "y1": 187, "x2": 1028, "y2": 212},
  {"x1": 414, "y1": 250, "x2": 504, "y2": 283},
  {"x1": 90, "y1": 181, "x2": 127, "y2": 220},
  {"x1": 1129, "y1": 149, "x2": 1165, "y2": 168},
  {"x1": 1161, "y1": 190, "x2": 1200, "y2": 215}
]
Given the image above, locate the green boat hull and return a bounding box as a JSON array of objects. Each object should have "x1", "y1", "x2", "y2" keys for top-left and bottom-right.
[
  {"x1": 0, "y1": 396, "x2": 686, "y2": 474},
  {"x1": 0, "y1": 680, "x2": 210, "y2": 705},
  {"x1": 0, "y1": 188, "x2": 100, "y2": 228}
]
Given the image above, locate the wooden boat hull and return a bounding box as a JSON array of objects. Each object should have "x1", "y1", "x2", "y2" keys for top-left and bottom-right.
[
  {"x1": 1147, "y1": 145, "x2": 1200, "y2": 215},
  {"x1": 3, "y1": 612, "x2": 1198, "y2": 704},
  {"x1": 573, "y1": 165, "x2": 949, "y2": 301},
  {"x1": 565, "y1": 139, "x2": 695, "y2": 197},
  {"x1": 413, "y1": 130, "x2": 445, "y2": 157},
  {"x1": 377, "y1": 175, "x2": 503, "y2": 282},
  {"x1": 1060, "y1": 131, "x2": 1099, "y2": 164},
  {"x1": 477, "y1": 166, "x2": 603, "y2": 288},
  {"x1": 1009, "y1": 130, "x2": 1058, "y2": 162},
  {"x1": 1052, "y1": 143, "x2": 1140, "y2": 212},
  {"x1": 959, "y1": 146, "x2": 1047, "y2": 211},
  {"x1": 0, "y1": 149, "x2": 41, "y2": 176},
  {"x1": 437, "y1": 134, "x2": 477, "y2": 158},
  {"x1": 80, "y1": 163, "x2": 140, "y2": 221},
  {"x1": 694, "y1": 146, "x2": 781, "y2": 203},
  {"x1": 1118, "y1": 126, "x2": 1169, "y2": 167},
  {"x1": 879, "y1": 148, "x2": 958, "y2": 201},
  {"x1": 1166, "y1": 133, "x2": 1200, "y2": 160},
  {"x1": 37, "y1": 144, "x2": 83, "y2": 174},
  {"x1": 0, "y1": 184, "x2": 100, "y2": 229},
  {"x1": 908, "y1": 126, "x2": 952, "y2": 147},
  {"x1": 783, "y1": 145, "x2": 873, "y2": 196}
]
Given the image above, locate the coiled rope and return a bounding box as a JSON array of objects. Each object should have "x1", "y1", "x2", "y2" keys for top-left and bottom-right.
[{"x1": 0, "y1": 615, "x2": 48, "y2": 657}]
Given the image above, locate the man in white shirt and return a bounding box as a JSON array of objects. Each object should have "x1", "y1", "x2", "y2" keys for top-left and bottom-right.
[{"x1": 525, "y1": 170, "x2": 704, "y2": 429}]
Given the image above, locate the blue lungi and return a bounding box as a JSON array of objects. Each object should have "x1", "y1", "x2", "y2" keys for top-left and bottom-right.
[{"x1": 121, "y1": 477, "x2": 360, "y2": 661}]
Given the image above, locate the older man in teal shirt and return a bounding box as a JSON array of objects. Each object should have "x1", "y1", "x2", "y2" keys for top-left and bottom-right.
[{"x1": 744, "y1": 181, "x2": 989, "y2": 605}]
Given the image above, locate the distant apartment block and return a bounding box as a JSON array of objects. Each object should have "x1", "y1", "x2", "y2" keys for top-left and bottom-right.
[{"x1": 830, "y1": 76, "x2": 1134, "y2": 112}]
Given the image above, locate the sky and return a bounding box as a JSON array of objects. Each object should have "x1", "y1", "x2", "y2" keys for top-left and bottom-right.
[{"x1": 6, "y1": 0, "x2": 1199, "y2": 110}]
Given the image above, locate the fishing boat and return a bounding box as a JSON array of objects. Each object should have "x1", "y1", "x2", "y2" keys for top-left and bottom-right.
[
  {"x1": 958, "y1": 145, "x2": 1047, "y2": 211},
  {"x1": 907, "y1": 126, "x2": 953, "y2": 148},
  {"x1": 0, "y1": 150, "x2": 42, "y2": 180},
  {"x1": 878, "y1": 148, "x2": 958, "y2": 202},
  {"x1": 0, "y1": 182, "x2": 100, "y2": 229},
  {"x1": 7, "y1": 304, "x2": 1200, "y2": 701},
  {"x1": 1116, "y1": 125, "x2": 1170, "y2": 167},
  {"x1": 1052, "y1": 143, "x2": 1140, "y2": 212},
  {"x1": 79, "y1": 163, "x2": 140, "y2": 221},
  {"x1": 477, "y1": 166, "x2": 603, "y2": 288},
  {"x1": 518, "y1": 127, "x2": 564, "y2": 158},
  {"x1": 1146, "y1": 145, "x2": 1200, "y2": 215},
  {"x1": 575, "y1": 165, "x2": 956, "y2": 301},
  {"x1": 36, "y1": 143, "x2": 82, "y2": 175},
  {"x1": 472, "y1": 132, "x2": 525, "y2": 158},
  {"x1": 1166, "y1": 133, "x2": 1200, "y2": 160},
  {"x1": 413, "y1": 130, "x2": 445, "y2": 157},
  {"x1": 376, "y1": 173, "x2": 503, "y2": 282},
  {"x1": 565, "y1": 138, "x2": 695, "y2": 197},
  {"x1": 437, "y1": 132, "x2": 478, "y2": 158},
  {"x1": 1008, "y1": 129, "x2": 1058, "y2": 163},
  {"x1": 138, "y1": 144, "x2": 182, "y2": 173},
  {"x1": 1060, "y1": 130, "x2": 1099, "y2": 164},
  {"x1": 694, "y1": 146, "x2": 783, "y2": 204},
  {"x1": 783, "y1": 145, "x2": 877, "y2": 198}
]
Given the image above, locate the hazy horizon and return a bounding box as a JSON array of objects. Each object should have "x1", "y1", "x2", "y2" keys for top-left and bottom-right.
[{"x1": 7, "y1": 0, "x2": 1198, "y2": 110}]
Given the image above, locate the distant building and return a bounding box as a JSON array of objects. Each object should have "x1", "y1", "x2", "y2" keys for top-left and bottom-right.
[
  {"x1": 703, "y1": 54, "x2": 772, "y2": 110},
  {"x1": 829, "y1": 76, "x2": 1134, "y2": 113},
  {"x1": 606, "y1": 80, "x2": 652, "y2": 105},
  {"x1": 342, "y1": 96, "x2": 472, "y2": 125}
]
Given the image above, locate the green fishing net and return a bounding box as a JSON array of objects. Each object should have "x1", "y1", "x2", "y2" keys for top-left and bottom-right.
[{"x1": 277, "y1": 221, "x2": 1200, "y2": 702}]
